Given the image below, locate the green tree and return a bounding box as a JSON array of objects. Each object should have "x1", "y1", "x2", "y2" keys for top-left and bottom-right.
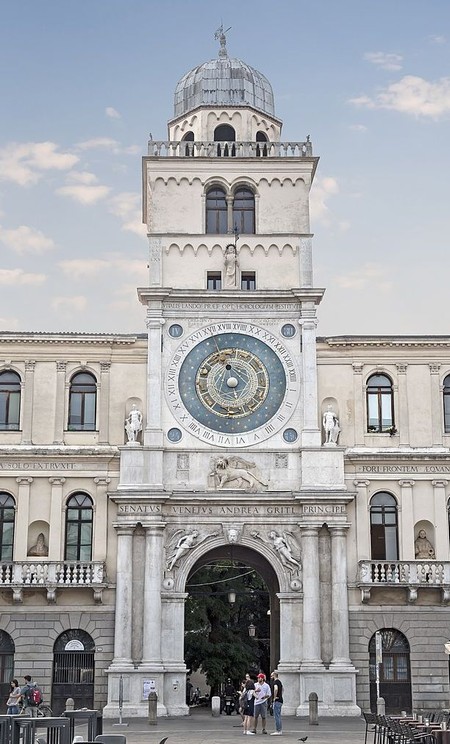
[{"x1": 184, "y1": 561, "x2": 269, "y2": 694}]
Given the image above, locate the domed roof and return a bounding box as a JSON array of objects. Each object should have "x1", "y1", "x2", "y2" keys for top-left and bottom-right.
[{"x1": 173, "y1": 28, "x2": 275, "y2": 119}]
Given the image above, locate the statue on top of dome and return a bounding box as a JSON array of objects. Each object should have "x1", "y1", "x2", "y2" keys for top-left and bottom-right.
[{"x1": 214, "y1": 23, "x2": 231, "y2": 58}]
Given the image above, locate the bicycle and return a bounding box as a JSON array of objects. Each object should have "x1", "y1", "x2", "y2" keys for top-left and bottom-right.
[{"x1": 18, "y1": 701, "x2": 53, "y2": 717}]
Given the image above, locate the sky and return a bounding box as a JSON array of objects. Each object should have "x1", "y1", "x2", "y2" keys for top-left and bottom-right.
[{"x1": 1, "y1": 0, "x2": 450, "y2": 337}]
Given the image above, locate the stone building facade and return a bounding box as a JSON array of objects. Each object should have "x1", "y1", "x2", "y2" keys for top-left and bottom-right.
[{"x1": 0, "y1": 32, "x2": 449, "y2": 717}]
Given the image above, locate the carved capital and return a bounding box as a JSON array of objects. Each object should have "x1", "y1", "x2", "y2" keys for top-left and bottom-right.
[
  {"x1": 100, "y1": 362, "x2": 111, "y2": 373},
  {"x1": 352, "y1": 363, "x2": 364, "y2": 375},
  {"x1": 16, "y1": 477, "x2": 33, "y2": 485},
  {"x1": 354, "y1": 479, "x2": 370, "y2": 488},
  {"x1": 56, "y1": 361, "x2": 67, "y2": 373},
  {"x1": 399, "y1": 480, "x2": 415, "y2": 488},
  {"x1": 432, "y1": 480, "x2": 448, "y2": 488},
  {"x1": 24, "y1": 361, "x2": 36, "y2": 373},
  {"x1": 395, "y1": 363, "x2": 408, "y2": 374},
  {"x1": 49, "y1": 477, "x2": 66, "y2": 486},
  {"x1": 429, "y1": 363, "x2": 441, "y2": 375}
]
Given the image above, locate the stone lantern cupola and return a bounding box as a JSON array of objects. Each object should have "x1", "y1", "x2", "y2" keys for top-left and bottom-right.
[{"x1": 168, "y1": 25, "x2": 282, "y2": 142}]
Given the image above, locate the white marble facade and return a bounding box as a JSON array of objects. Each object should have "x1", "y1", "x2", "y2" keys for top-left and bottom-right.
[{"x1": 1, "y1": 35, "x2": 450, "y2": 719}]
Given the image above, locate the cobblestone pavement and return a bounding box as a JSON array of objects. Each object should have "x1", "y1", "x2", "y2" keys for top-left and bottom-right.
[{"x1": 101, "y1": 709, "x2": 366, "y2": 744}]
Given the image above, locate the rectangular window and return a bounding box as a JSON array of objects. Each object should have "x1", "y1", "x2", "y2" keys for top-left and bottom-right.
[
  {"x1": 207, "y1": 272, "x2": 222, "y2": 290},
  {"x1": 241, "y1": 271, "x2": 256, "y2": 291}
]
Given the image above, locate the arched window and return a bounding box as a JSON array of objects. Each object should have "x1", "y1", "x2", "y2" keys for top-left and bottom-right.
[
  {"x1": 206, "y1": 186, "x2": 228, "y2": 234},
  {"x1": 0, "y1": 493, "x2": 15, "y2": 561},
  {"x1": 65, "y1": 493, "x2": 93, "y2": 561},
  {"x1": 0, "y1": 371, "x2": 21, "y2": 430},
  {"x1": 370, "y1": 492, "x2": 398, "y2": 560},
  {"x1": 214, "y1": 124, "x2": 236, "y2": 157},
  {"x1": 366, "y1": 373, "x2": 394, "y2": 433},
  {"x1": 443, "y1": 375, "x2": 450, "y2": 433},
  {"x1": 68, "y1": 372, "x2": 97, "y2": 431},
  {"x1": 233, "y1": 187, "x2": 255, "y2": 234},
  {"x1": 256, "y1": 131, "x2": 268, "y2": 157},
  {"x1": 182, "y1": 131, "x2": 194, "y2": 156}
]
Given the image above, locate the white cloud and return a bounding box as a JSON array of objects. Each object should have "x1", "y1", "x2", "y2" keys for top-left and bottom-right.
[
  {"x1": 105, "y1": 107, "x2": 121, "y2": 119},
  {"x1": 310, "y1": 176, "x2": 339, "y2": 223},
  {"x1": 76, "y1": 137, "x2": 120, "y2": 151},
  {"x1": 109, "y1": 192, "x2": 147, "y2": 237},
  {"x1": 349, "y1": 124, "x2": 367, "y2": 132},
  {"x1": 58, "y1": 259, "x2": 110, "y2": 278},
  {"x1": 350, "y1": 75, "x2": 450, "y2": 118},
  {"x1": 0, "y1": 268, "x2": 46, "y2": 285},
  {"x1": 429, "y1": 35, "x2": 446, "y2": 45},
  {"x1": 0, "y1": 225, "x2": 55, "y2": 254},
  {"x1": 364, "y1": 51, "x2": 403, "y2": 71},
  {"x1": 51, "y1": 296, "x2": 88, "y2": 312},
  {"x1": 56, "y1": 169, "x2": 111, "y2": 205},
  {"x1": 0, "y1": 142, "x2": 79, "y2": 186},
  {"x1": 334, "y1": 263, "x2": 392, "y2": 292},
  {"x1": 75, "y1": 137, "x2": 140, "y2": 156}
]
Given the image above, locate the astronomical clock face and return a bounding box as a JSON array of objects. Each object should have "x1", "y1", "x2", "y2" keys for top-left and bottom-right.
[{"x1": 166, "y1": 322, "x2": 299, "y2": 447}]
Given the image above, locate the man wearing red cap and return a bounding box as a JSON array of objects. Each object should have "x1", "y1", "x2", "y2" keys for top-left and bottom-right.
[{"x1": 252, "y1": 673, "x2": 271, "y2": 734}]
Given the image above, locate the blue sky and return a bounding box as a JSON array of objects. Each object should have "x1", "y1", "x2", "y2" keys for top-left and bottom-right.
[{"x1": 1, "y1": 0, "x2": 450, "y2": 336}]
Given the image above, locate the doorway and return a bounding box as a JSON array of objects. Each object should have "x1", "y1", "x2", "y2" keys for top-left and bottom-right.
[
  {"x1": 52, "y1": 629, "x2": 95, "y2": 714},
  {"x1": 369, "y1": 629, "x2": 412, "y2": 713}
]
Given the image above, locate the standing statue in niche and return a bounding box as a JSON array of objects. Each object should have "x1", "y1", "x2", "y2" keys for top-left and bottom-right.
[
  {"x1": 28, "y1": 533, "x2": 48, "y2": 557},
  {"x1": 323, "y1": 406, "x2": 341, "y2": 444},
  {"x1": 415, "y1": 529, "x2": 436, "y2": 559},
  {"x1": 125, "y1": 404, "x2": 143, "y2": 443},
  {"x1": 224, "y1": 244, "x2": 239, "y2": 288}
]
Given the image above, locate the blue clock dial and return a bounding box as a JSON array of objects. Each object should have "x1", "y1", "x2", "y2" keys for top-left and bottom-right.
[{"x1": 178, "y1": 333, "x2": 286, "y2": 434}]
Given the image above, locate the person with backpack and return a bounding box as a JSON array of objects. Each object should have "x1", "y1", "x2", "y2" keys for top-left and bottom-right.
[{"x1": 20, "y1": 675, "x2": 42, "y2": 717}]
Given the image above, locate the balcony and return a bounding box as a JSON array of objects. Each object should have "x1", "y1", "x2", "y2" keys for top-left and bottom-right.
[
  {"x1": 147, "y1": 139, "x2": 313, "y2": 158},
  {"x1": 357, "y1": 560, "x2": 450, "y2": 604},
  {"x1": 0, "y1": 561, "x2": 107, "y2": 604}
]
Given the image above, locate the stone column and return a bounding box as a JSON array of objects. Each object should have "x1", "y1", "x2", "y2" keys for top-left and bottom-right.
[
  {"x1": 226, "y1": 195, "x2": 233, "y2": 234},
  {"x1": 141, "y1": 524, "x2": 165, "y2": 668},
  {"x1": 354, "y1": 480, "x2": 371, "y2": 560},
  {"x1": 48, "y1": 477, "x2": 65, "y2": 560},
  {"x1": 98, "y1": 362, "x2": 111, "y2": 444},
  {"x1": 300, "y1": 525, "x2": 322, "y2": 666},
  {"x1": 111, "y1": 526, "x2": 134, "y2": 667},
  {"x1": 330, "y1": 526, "x2": 351, "y2": 666},
  {"x1": 143, "y1": 309, "x2": 164, "y2": 458},
  {"x1": 299, "y1": 309, "x2": 321, "y2": 447},
  {"x1": 399, "y1": 480, "x2": 415, "y2": 560},
  {"x1": 54, "y1": 361, "x2": 66, "y2": 444},
  {"x1": 21, "y1": 361, "x2": 35, "y2": 444},
  {"x1": 93, "y1": 477, "x2": 110, "y2": 560},
  {"x1": 14, "y1": 477, "x2": 33, "y2": 560},
  {"x1": 395, "y1": 363, "x2": 408, "y2": 446},
  {"x1": 429, "y1": 364, "x2": 442, "y2": 446},
  {"x1": 352, "y1": 363, "x2": 364, "y2": 446},
  {"x1": 433, "y1": 480, "x2": 448, "y2": 559},
  {"x1": 278, "y1": 593, "x2": 302, "y2": 668}
]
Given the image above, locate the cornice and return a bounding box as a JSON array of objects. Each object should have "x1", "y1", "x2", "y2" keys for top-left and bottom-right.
[
  {"x1": 0, "y1": 332, "x2": 145, "y2": 346},
  {"x1": 319, "y1": 335, "x2": 450, "y2": 348}
]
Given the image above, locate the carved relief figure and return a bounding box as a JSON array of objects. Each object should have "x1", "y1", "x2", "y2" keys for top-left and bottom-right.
[
  {"x1": 415, "y1": 529, "x2": 436, "y2": 559},
  {"x1": 125, "y1": 404, "x2": 143, "y2": 443},
  {"x1": 323, "y1": 406, "x2": 340, "y2": 444},
  {"x1": 28, "y1": 533, "x2": 48, "y2": 557},
  {"x1": 209, "y1": 456, "x2": 268, "y2": 492},
  {"x1": 224, "y1": 244, "x2": 239, "y2": 288},
  {"x1": 252, "y1": 530, "x2": 302, "y2": 577},
  {"x1": 166, "y1": 529, "x2": 218, "y2": 572}
]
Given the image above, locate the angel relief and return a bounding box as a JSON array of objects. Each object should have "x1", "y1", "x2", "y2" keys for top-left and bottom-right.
[
  {"x1": 166, "y1": 528, "x2": 218, "y2": 572},
  {"x1": 252, "y1": 529, "x2": 302, "y2": 578},
  {"x1": 208, "y1": 455, "x2": 268, "y2": 492}
]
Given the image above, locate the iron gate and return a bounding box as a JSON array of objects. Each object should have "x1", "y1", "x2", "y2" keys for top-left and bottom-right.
[{"x1": 52, "y1": 630, "x2": 95, "y2": 715}]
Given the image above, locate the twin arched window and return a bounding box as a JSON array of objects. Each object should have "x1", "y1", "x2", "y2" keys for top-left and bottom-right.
[
  {"x1": 68, "y1": 372, "x2": 97, "y2": 431},
  {"x1": 366, "y1": 373, "x2": 394, "y2": 433},
  {"x1": 0, "y1": 371, "x2": 21, "y2": 430},
  {"x1": 205, "y1": 186, "x2": 255, "y2": 234},
  {"x1": 370, "y1": 492, "x2": 398, "y2": 560},
  {"x1": 65, "y1": 493, "x2": 93, "y2": 561}
]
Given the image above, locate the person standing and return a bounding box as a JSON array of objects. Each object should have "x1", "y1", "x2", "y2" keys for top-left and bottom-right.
[
  {"x1": 243, "y1": 678, "x2": 256, "y2": 735},
  {"x1": 20, "y1": 675, "x2": 40, "y2": 717},
  {"x1": 270, "y1": 671, "x2": 283, "y2": 735},
  {"x1": 6, "y1": 679, "x2": 21, "y2": 714},
  {"x1": 253, "y1": 672, "x2": 271, "y2": 734}
]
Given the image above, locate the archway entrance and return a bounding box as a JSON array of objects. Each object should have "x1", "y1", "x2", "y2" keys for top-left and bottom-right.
[
  {"x1": 52, "y1": 629, "x2": 95, "y2": 714},
  {"x1": 184, "y1": 544, "x2": 279, "y2": 703},
  {"x1": 369, "y1": 629, "x2": 412, "y2": 713}
]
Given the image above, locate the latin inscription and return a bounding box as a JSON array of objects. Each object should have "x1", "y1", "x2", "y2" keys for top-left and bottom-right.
[
  {"x1": 362, "y1": 465, "x2": 450, "y2": 474},
  {"x1": 115, "y1": 503, "x2": 347, "y2": 517},
  {"x1": 0, "y1": 461, "x2": 78, "y2": 470},
  {"x1": 302, "y1": 505, "x2": 346, "y2": 514},
  {"x1": 164, "y1": 303, "x2": 298, "y2": 312}
]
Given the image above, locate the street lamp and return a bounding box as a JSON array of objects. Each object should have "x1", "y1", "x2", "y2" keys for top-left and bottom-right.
[
  {"x1": 248, "y1": 623, "x2": 256, "y2": 638},
  {"x1": 227, "y1": 590, "x2": 236, "y2": 605}
]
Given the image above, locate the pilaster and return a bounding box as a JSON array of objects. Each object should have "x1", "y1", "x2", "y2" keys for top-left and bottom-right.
[
  {"x1": 299, "y1": 307, "x2": 321, "y2": 447},
  {"x1": 430, "y1": 364, "x2": 442, "y2": 446},
  {"x1": 14, "y1": 477, "x2": 33, "y2": 560},
  {"x1": 395, "y1": 363, "x2": 409, "y2": 446},
  {"x1": 21, "y1": 361, "x2": 35, "y2": 444},
  {"x1": 299, "y1": 525, "x2": 323, "y2": 666},
  {"x1": 330, "y1": 526, "x2": 351, "y2": 666},
  {"x1": 48, "y1": 477, "x2": 65, "y2": 560},
  {"x1": 98, "y1": 362, "x2": 111, "y2": 444},
  {"x1": 141, "y1": 523, "x2": 165, "y2": 668},
  {"x1": 111, "y1": 526, "x2": 134, "y2": 667},
  {"x1": 432, "y1": 480, "x2": 449, "y2": 559},
  {"x1": 354, "y1": 480, "x2": 371, "y2": 560},
  {"x1": 352, "y1": 363, "x2": 364, "y2": 446},
  {"x1": 399, "y1": 479, "x2": 415, "y2": 560},
  {"x1": 53, "y1": 361, "x2": 66, "y2": 444},
  {"x1": 94, "y1": 477, "x2": 110, "y2": 559}
]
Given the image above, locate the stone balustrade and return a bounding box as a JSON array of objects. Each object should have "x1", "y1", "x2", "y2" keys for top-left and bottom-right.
[
  {"x1": 147, "y1": 139, "x2": 313, "y2": 158},
  {"x1": 0, "y1": 561, "x2": 107, "y2": 604},
  {"x1": 357, "y1": 559, "x2": 450, "y2": 603}
]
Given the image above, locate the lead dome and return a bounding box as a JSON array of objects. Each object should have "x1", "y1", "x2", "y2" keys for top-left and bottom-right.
[{"x1": 173, "y1": 28, "x2": 275, "y2": 119}]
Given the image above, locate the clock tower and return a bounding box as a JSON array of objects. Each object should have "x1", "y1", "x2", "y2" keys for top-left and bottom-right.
[{"x1": 110, "y1": 28, "x2": 359, "y2": 718}]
